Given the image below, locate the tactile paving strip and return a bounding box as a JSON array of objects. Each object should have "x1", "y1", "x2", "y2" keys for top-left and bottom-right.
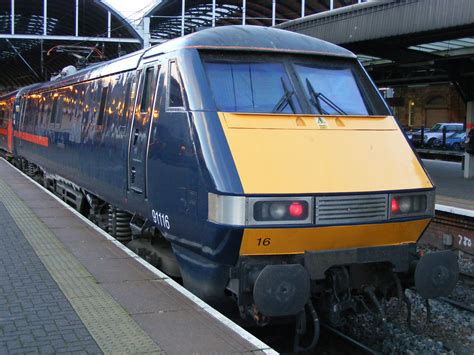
[{"x1": 0, "y1": 177, "x2": 162, "y2": 354}]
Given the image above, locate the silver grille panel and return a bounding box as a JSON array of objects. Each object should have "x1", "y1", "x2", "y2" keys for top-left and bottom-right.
[{"x1": 315, "y1": 194, "x2": 388, "y2": 225}]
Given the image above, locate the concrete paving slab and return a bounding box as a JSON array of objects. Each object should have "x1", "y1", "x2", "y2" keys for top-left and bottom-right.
[
  {"x1": 65, "y1": 238, "x2": 132, "y2": 261},
  {"x1": 101, "y1": 279, "x2": 185, "y2": 314},
  {"x1": 133, "y1": 309, "x2": 252, "y2": 354},
  {"x1": 40, "y1": 215, "x2": 87, "y2": 229},
  {"x1": 80, "y1": 256, "x2": 161, "y2": 283}
]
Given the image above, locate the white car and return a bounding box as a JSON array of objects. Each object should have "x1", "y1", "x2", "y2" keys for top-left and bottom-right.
[{"x1": 412, "y1": 123, "x2": 464, "y2": 147}]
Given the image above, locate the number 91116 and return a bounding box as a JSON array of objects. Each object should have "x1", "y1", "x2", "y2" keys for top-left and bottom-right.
[{"x1": 152, "y1": 209, "x2": 170, "y2": 230}]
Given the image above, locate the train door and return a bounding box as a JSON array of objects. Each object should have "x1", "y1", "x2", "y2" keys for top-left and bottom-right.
[
  {"x1": 7, "y1": 101, "x2": 13, "y2": 152},
  {"x1": 11, "y1": 93, "x2": 23, "y2": 154},
  {"x1": 128, "y1": 63, "x2": 160, "y2": 195}
]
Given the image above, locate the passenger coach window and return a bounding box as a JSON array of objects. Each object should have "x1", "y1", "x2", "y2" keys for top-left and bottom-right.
[
  {"x1": 168, "y1": 61, "x2": 184, "y2": 108},
  {"x1": 97, "y1": 86, "x2": 109, "y2": 125},
  {"x1": 50, "y1": 97, "x2": 58, "y2": 123},
  {"x1": 204, "y1": 61, "x2": 296, "y2": 113},
  {"x1": 295, "y1": 64, "x2": 368, "y2": 115}
]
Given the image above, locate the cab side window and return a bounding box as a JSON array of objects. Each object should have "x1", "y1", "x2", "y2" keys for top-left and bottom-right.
[
  {"x1": 167, "y1": 60, "x2": 184, "y2": 109},
  {"x1": 140, "y1": 67, "x2": 155, "y2": 114}
]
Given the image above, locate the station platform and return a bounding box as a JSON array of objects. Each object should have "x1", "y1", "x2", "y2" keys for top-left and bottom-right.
[
  {"x1": 0, "y1": 159, "x2": 275, "y2": 354},
  {"x1": 423, "y1": 159, "x2": 474, "y2": 214}
]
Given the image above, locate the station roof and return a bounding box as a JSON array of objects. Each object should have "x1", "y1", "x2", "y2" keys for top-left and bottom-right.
[
  {"x1": 278, "y1": 0, "x2": 474, "y2": 48},
  {"x1": 145, "y1": 0, "x2": 361, "y2": 42},
  {"x1": 0, "y1": 0, "x2": 142, "y2": 91}
]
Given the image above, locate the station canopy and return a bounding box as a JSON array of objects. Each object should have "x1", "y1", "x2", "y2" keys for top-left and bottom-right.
[
  {"x1": 0, "y1": 0, "x2": 142, "y2": 91},
  {"x1": 146, "y1": 0, "x2": 361, "y2": 42}
]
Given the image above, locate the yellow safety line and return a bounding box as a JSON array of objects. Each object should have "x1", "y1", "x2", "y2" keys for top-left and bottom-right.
[{"x1": 0, "y1": 176, "x2": 162, "y2": 354}]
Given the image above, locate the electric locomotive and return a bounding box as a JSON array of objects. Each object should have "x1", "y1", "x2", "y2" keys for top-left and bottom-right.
[{"x1": 0, "y1": 26, "x2": 458, "y2": 345}]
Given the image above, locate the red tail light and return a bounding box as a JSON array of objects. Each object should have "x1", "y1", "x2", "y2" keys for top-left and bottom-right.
[
  {"x1": 289, "y1": 201, "x2": 304, "y2": 217},
  {"x1": 391, "y1": 198, "x2": 399, "y2": 214}
]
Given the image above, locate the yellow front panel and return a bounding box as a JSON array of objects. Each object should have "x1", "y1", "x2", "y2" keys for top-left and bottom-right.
[
  {"x1": 240, "y1": 219, "x2": 430, "y2": 255},
  {"x1": 218, "y1": 113, "x2": 432, "y2": 194}
]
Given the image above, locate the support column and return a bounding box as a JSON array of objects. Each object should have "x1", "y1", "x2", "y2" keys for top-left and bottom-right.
[
  {"x1": 242, "y1": 0, "x2": 246, "y2": 25},
  {"x1": 75, "y1": 0, "x2": 79, "y2": 36},
  {"x1": 181, "y1": 0, "x2": 185, "y2": 36},
  {"x1": 464, "y1": 101, "x2": 474, "y2": 179},
  {"x1": 272, "y1": 0, "x2": 276, "y2": 26},
  {"x1": 107, "y1": 11, "x2": 111, "y2": 38},
  {"x1": 212, "y1": 0, "x2": 216, "y2": 27},
  {"x1": 43, "y1": 0, "x2": 47, "y2": 35},
  {"x1": 10, "y1": 0, "x2": 14, "y2": 34},
  {"x1": 301, "y1": 0, "x2": 305, "y2": 17},
  {"x1": 142, "y1": 17, "x2": 150, "y2": 48}
]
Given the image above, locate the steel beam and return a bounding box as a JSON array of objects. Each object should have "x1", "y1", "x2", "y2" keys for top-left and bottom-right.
[
  {"x1": 0, "y1": 34, "x2": 141, "y2": 43},
  {"x1": 6, "y1": 39, "x2": 40, "y2": 79}
]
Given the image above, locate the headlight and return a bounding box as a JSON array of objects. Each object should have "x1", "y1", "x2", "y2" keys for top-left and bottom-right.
[{"x1": 389, "y1": 191, "x2": 435, "y2": 219}]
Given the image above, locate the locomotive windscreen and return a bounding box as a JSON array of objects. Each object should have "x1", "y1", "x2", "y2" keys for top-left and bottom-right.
[
  {"x1": 202, "y1": 54, "x2": 384, "y2": 115},
  {"x1": 294, "y1": 64, "x2": 368, "y2": 115},
  {"x1": 203, "y1": 61, "x2": 295, "y2": 113}
]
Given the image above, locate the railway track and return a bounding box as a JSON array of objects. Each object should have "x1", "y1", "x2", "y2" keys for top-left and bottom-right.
[
  {"x1": 438, "y1": 271, "x2": 474, "y2": 312},
  {"x1": 319, "y1": 323, "x2": 380, "y2": 355},
  {"x1": 438, "y1": 296, "x2": 474, "y2": 312},
  {"x1": 459, "y1": 271, "x2": 474, "y2": 285}
]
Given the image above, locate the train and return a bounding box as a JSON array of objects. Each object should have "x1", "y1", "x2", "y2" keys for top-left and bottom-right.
[{"x1": 0, "y1": 26, "x2": 459, "y2": 349}]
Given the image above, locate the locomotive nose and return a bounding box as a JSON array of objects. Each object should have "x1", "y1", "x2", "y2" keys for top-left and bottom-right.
[
  {"x1": 253, "y1": 264, "x2": 310, "y2": 317},
  {"x1": 414, "y1": 250, "x2": 459, "y2": 299}
]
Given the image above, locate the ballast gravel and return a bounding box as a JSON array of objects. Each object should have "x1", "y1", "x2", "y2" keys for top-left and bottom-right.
[{"x1": 342, "y1": 250, "x2": 474, "y2": 354}]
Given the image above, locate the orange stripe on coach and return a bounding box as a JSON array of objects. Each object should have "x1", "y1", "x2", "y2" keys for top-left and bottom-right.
[{"x1": 14, "y1": 131, "x2": 49, "y2": 147}]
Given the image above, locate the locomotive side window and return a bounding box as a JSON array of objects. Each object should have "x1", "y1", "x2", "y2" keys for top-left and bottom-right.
[
  {"x1": 294, "y1": 64, "x2": 368, "y2": 115},
  {"x1": 141, "y1": 67, "x2": 155, "y2": 113},
  {"x1": 168, "y1": 60, "x2": 184, "y2": 109},
  {"x1": 203, "y1": 61, "x2": 296, "y2": 113}
]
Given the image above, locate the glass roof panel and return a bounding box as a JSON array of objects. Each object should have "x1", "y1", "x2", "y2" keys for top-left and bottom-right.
[{"x1": 409, "y1": 37, "x2": 474, "y2": 55}]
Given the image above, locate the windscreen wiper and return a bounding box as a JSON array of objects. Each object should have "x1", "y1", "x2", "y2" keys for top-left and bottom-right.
[
  {"x1": 305, "y1": 78, "x2": 347, "y2": 115},
  {"x1": 272, "y1": 77, "x2": 295, "y2": 113}
]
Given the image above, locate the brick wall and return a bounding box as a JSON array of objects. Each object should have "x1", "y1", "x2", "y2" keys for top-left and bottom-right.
[
  {"x1": 421, "y1": 211, "x2": 474, "y2": 255},
  {"x1": 391, "y1": 84, "x2": 466, "y2": 128}
]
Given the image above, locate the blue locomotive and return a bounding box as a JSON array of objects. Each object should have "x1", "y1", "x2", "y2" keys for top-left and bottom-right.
[{"x1": 0, "y1": 26, "x2": 458, "y2": 346}]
